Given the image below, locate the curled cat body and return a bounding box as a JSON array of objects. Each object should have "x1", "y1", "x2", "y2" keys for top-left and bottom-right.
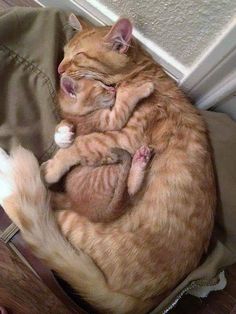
[
  {"x1": 52, "y1": 77, "x2": 154, "y2": 222},
  {"x1": 0, "y1": 15, "x2": 216, "y2": 314}
]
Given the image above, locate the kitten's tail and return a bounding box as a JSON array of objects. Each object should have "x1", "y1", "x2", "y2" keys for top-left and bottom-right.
[{"x1": 0, "y1": 147, "x2": 143, "y2": 313}]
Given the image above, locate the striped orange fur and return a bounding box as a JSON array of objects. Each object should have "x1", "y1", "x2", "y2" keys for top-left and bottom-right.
[{"x1": 50, "y1": 78, "x2": 154, "y2": 222}]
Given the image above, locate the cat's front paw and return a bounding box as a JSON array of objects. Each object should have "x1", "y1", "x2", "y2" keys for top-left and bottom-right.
[
  {"x1": 54, "y1": 125, "x2": 75, "y2": 148},
  {"x1": 139, "y1": 82, "x2": 155, "y2": 98},
  {"x1": 41, "y1": 159, "x2": 64, "y2": 184}
]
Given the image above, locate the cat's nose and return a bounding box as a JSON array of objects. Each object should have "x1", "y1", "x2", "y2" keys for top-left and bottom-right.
[{"x1": 58, "y1": 62, "x2": 65, "y2": 74}]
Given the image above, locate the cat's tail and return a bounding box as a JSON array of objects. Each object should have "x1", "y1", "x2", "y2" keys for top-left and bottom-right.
[{"x1": 0, "y1": 146, "x2": 144, "y2": 314}]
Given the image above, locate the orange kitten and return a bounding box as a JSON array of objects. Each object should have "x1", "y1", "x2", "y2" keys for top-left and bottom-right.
[{"x1": 50, "y1": 77, "x2": 154, "y2": 222}]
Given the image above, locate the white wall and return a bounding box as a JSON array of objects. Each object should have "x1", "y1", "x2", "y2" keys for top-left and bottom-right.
[
  {"x1": 82, "y1": 0, "x2": 236, "y2": 120},
  {"x1": 97, "y1": 0, "x2": 236, "y2": 71}
]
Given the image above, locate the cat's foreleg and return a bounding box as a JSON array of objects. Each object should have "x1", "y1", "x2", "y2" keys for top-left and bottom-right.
[
  {"x1": 99, "y1": 82, "x2": 154, "y2": 131},
  {"x1": 42, "y1": 130, "x2": 139, "y2": 184},
  {"x1": 102, "y1": 148, "x2": 132, "y2": 222}
]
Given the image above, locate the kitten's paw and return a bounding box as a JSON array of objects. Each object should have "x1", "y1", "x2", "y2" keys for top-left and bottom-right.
[
  {"x1": 41, "y1": 160, "x2": 64, "y2": 184},
  {"x1": 54, "y1": 125, "x2": 75, "y2": 148},
  {"x1": 0, "y1": 148, "x2": 14, "y2": 205},
  {"x1": 132, "y1": 146, "x2": 153, "y2": 169},
  {"x1": 140, "y1": 82, "x2": 155, "y2": 98}
]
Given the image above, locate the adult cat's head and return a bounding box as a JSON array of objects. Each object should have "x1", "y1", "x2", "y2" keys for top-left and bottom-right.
[{"x1": 58, "y1": 14, "x2": 152, "y2": 85}]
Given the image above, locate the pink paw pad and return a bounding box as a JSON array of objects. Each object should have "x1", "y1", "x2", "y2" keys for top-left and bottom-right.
[{"x1": 132, "y1": 146, "x2": 153, "y2": 168}]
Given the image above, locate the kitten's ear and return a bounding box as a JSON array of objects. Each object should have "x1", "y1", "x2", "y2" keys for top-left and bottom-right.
[
  {"x1": 104, "y1": 18, "x2": 133, "y2": 53},
  {"x1": 69, "y1": 13, "x2": 83, "y2": 31},
  {"x1": 60, "y1": 76, "x2": 77, "y2": 98}
]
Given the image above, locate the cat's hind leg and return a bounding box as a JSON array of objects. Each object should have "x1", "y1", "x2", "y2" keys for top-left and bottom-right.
[
  {"x1": 101, "y1": 148, "x2": 132, "y2": 222},
  {"x1": 51, "y1": 148, "x2": 132, "y2": 223},
  {"x1": 42, "y1": 139, "x2": 121, "y2": 185},
  {"x1": 42, "y1": 124, "x2": 142, "y2": 185},
  {"x1": 127, "y1": 146, "x2": 153, "y2": 196}
]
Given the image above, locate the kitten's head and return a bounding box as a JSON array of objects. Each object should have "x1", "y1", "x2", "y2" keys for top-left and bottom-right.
[
  {"x1": 58, "y1": 15, "x2": 143, "y2": 84},
  {"x1": 59, "y1": 76, "x2": 116, "y2": 116}
]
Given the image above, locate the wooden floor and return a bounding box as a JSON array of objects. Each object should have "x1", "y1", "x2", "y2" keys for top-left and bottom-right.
[{"x1": 1, "y1": 1, "x2": 236, "y2": 313}]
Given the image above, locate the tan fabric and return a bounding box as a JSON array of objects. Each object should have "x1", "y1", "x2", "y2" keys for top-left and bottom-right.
[
  {"x1": 0, "y1": 7, "x2": 235, "y2": 313},
  {"x1": 0, "y1": 7, "x2": 74, "y2": 161}
]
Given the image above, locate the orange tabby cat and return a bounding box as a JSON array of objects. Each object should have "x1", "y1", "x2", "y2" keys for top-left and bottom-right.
[
  {"x1": 51, "y1": 76, "x2": 154, "y2": 222},
  {"x1": 0, "y1": 16, "x2": 216, "y2": 314}
]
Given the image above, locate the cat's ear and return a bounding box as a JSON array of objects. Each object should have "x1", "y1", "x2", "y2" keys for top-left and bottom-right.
[
  {"x1": 103, "y1": 18, "x2": 133, "y2": 53},
  {"x1": 69, "y1": 13, "x2": 83, "y2": 32}
]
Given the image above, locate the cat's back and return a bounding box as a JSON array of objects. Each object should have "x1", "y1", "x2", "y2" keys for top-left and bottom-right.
[
  {"x1": 130, "y1": 93, "x2": 215, "y2": 235},
  {"x1": 60, "y1": 84, "x2": 216, "y2": 300},
  {"x1": 83, "y1": 95, "x2": 216, "y2": 298}
]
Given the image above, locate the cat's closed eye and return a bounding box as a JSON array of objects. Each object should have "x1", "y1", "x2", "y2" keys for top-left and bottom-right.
[{"x1": 75, "y1": 51, "x2": 86, "y2": 57}]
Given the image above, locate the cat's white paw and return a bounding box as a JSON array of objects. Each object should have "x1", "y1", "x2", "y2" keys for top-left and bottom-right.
[
  {"x1": 54, "y1": 125, "x2": 75, "y2": 148},
  {"x1": 0, "y1": 148, "x2": 14, "y2": 205}
]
